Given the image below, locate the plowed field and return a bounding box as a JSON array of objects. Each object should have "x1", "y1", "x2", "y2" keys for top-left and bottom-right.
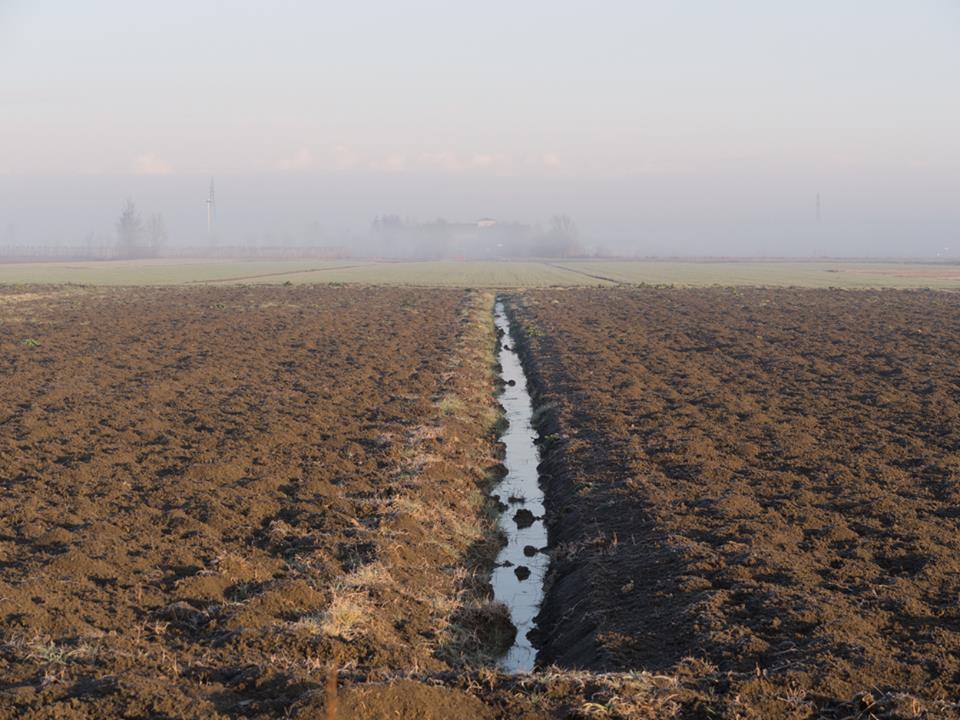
[
  {"x1": 0, "y1": 286, "x2": 502, "y2": 718},
  {"x1": 514, "y1": 287, "x2": 960, "y2": 718}
]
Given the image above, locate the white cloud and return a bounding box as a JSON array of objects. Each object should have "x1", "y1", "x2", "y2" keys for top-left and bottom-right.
[
  {"x1": 467, "y1": 153, "x2": 501, "y2": 170},
  {"x1": 132, "y1": 153, "x2": 174, "y2": 176},
  {"x1": 541, "y1": 152, "x2": 562, "y2": 171},
  {"x1": 272, "y1": 146, "x2": 547, "y2": 175},
  {"x1": 417, "y1": 151, "x2": 461, "y2": 171},
  {"x1": 369, "y1": 152, "x2": 407, "y2": 173},
  {"x1": 417, "y1": 151, "x2": 513, "y2": 173},
  {"x1": 275, "y1": 145, "x2": 362, "y2": 171},
  {"x1": 331, "y1": 144, "x2": 360, "y2": 170},
  {"x1": 274, "y1": 147, "x2": 316, "y2": 171}
]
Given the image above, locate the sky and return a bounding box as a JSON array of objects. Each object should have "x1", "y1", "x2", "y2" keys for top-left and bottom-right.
[{"x1": 1, "y1": 1, "x2": 958, "y2": 256}]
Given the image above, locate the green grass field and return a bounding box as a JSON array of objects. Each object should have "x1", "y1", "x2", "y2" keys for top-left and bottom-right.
[
  {"x1": 549, "y1": 260, "x2": 960, "y2": 289},
  {"x1": 0, "y1": 259, "x2": 356, "y2": 286},
  {"x1": 1, "y1": 258, "x2": 958, "y2": 289}
]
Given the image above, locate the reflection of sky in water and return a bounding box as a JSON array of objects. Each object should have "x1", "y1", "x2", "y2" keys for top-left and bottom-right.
[{"x1": 492, "y1": 301, "x2": 549, "y2": 674}]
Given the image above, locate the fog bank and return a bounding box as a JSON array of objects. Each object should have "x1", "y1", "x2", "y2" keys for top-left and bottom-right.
[{"x1": 2, "y1": 162, "x2": 958, "y2": 260}]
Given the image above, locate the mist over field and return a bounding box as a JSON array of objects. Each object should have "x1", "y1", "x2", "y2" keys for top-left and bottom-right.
[
  {"x1": 1, "y1": 2, "x2": 958, "y2": 259},
  {"x1": 3, "y1": 167, "x2": 959, "y2": 259}
]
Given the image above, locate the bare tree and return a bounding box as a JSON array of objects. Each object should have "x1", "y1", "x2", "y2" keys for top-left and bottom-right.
[
  {"x1": 549, "y1": 214, "x2": 579, "y2": 241},
  {"x1": 534, "y1": 215, "x2": 583, "y2": 257},
  {"x1": 116, "y1": 198, "x2": 143, "y2": 259},
  {"x1": 146, "y1": 213, "x2": 167, "y2": 257}
]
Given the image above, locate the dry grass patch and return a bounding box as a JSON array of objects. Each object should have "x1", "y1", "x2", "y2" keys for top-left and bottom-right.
[
  {"x1": 341, "y1": 562, "x2": 395, "y2": 591},
  {"x1": 304, "y1": 590, "x2": 372, "y2": 641},
  {"x1": 437, "y1": 394, "x2": 466, "y2": 417}
]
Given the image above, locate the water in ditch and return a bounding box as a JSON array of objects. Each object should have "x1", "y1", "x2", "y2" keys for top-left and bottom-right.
[{"x1": 491, "y1": 300, "x2": 548, "y2": 673}]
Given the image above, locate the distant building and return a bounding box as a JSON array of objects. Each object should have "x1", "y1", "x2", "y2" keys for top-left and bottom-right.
[{"x1": 369, "y1": 215, "x2": 540, "y2": 259}]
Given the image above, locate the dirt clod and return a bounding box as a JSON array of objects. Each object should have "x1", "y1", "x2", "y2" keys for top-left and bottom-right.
[{"x1": 512, "y1": 508, "x2": 536, "y2": 528}]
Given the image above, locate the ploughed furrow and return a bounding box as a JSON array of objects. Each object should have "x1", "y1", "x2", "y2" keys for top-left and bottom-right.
[
  {"x1": 512, "y1": 287, "x2": 960, "y2": 711},
  {"x1": 0, "y1": 285, "x2": 506, "y2": 717}
]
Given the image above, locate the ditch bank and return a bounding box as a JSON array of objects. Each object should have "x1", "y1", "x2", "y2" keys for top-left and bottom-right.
[
  {"x1": 499, "y1": 294, "x2": 626, "y2": 671},
  {"x1": 498, "y1": 293, "x2": 644, "y2": 672}
]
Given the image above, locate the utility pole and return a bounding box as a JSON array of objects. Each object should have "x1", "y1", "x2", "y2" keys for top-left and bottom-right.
[{"x1": 206, "y1": 178, "x2": 217, "y2": 241}]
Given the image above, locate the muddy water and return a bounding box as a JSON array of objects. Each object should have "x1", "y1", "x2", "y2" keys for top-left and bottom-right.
[{"x1": 491, "y1": 300, "x2": 548, "y2": 673}]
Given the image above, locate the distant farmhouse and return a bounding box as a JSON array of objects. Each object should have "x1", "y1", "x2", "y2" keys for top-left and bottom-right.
[{"x1": 369, "y1": 215, "x2": 581, "y2": 259}]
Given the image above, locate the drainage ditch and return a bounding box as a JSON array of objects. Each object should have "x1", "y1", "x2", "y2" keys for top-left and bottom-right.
[{"x1": 490, "y1": 299, "x2": 548, "y2": 673}]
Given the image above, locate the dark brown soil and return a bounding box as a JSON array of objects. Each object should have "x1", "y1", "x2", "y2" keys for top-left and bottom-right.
[
  {"x1": 512, "y1": 287, "x2": 960, "y2": 718},
  {"x1": 6, "y1": 283, "x2": 959, "y2": 719},
  {"x1": 0, "y1": 285, "x2": 504, "y2": 718}
]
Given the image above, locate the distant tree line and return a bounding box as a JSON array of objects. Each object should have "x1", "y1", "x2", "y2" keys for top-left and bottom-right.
[
  {"x1": 533, "y1": 215, "x2": 582, "y2": 258},
  {"x1": 367, "y1": 214, "x2": 585, "y2": 259},
  {"x1": 116, "y1": 198, "x2": 166, "y2": 259}
]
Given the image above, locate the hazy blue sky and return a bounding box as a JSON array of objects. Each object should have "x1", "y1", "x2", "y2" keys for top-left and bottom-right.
[{"x1": 1, "y1": 1, "x2": 958, "y2": 255}]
